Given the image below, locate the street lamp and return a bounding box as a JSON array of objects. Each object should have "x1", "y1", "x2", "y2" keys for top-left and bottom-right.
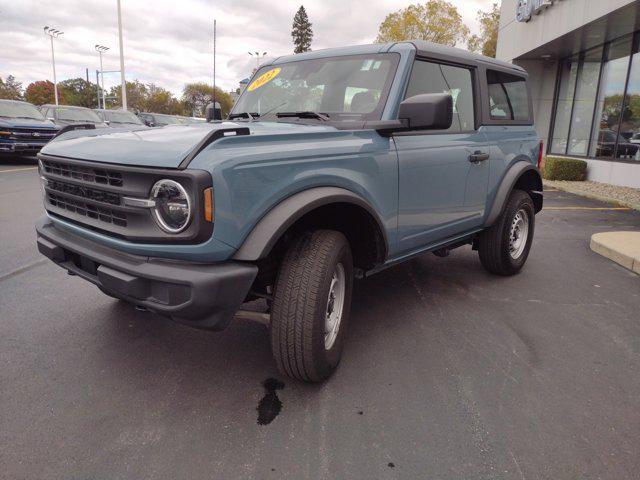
[
  {"x1": 95, "y1": 45, "x2": 109, "y2": 109},
  {"x1": 248, "y1": 51, "x2": 267, "y2": 69},
  {"x1": 44, "y1": 26, "x2": 63, "y2": 105}
]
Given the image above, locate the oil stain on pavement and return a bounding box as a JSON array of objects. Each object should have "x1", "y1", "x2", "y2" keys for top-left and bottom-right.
[{"x1": 257, "y1": 378, "x2": 285, "y2": 425}]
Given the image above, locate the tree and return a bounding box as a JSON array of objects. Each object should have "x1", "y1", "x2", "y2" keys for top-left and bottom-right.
[
  {"x1": 58, "y1": 78, "x2": 100, "y2": 108},
  {"x1": 375, "y1": 1, "x2": 470, "y2": 47},
  {"x1": 292, "y1": 5, "x2": 313, "y2": 54},
  {"x1": 182, "y1": 83, "x2": 233, "y2": 117},
  {"x1": 468, "y1": 3, "x2": 500, "y2": 58},
  {"x1": 107, "y1": 80, "x2": 148, "y2": 111},
  {"x1": 25, "y1": 80, "x2": 64, "y2": 105},
  {"x1": 107, "y1": 80, "x2": 188, "y2": 115},
  {"x1": 0, "y1": 75, "x2": 23, "y2": 100},
  {"x1": 145, "y1": 84, "x2": 184, "y2": 114}
]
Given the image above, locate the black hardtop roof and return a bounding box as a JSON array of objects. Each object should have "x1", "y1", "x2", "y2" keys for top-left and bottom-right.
[
  {"x1": 408, "y1": 41, "x2": 526, "y2": 73},
  {"x1": 269, "y1": 40, "x2": 525, "y2": 75}
]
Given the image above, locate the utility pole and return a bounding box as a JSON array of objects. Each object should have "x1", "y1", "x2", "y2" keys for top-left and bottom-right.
[
  {"x1": 85, "y1": 68, "x2": 91, "y2": 107},
  {"x1": 213, "y1": 19, "x2": 216, "y2": 113},
  {"x1": 117, "y1": 0, "x2": 127, "y2": 110},
  {"x1": 44, "y1": 26, "x2": 63, "y2": 105}
]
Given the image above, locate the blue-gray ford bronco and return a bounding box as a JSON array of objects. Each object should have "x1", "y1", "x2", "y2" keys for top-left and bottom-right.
[{"x1": 35, "y1": 41, "x2": 543, "y2": 382}]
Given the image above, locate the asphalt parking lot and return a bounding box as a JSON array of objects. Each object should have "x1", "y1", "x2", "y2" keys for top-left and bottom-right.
[{"x1": 1, "y1": 156, "x2": 639, "y2": 480}]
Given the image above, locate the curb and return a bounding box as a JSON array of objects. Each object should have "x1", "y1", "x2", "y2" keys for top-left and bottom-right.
[
  {"x1": 543, "y1": 180, "x2": 640, "y2": 211},
  {"x1": 590, "y1": 232, "x2": 640, "y2": 275}
]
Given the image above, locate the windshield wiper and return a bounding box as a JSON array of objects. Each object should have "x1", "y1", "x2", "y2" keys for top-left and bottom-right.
[
  {"x1": 228, "y1": 112, "x2": 259, "y2": 121},
  {"x1": 276, "y1": 111, "x2": 330, "y2": 121}
]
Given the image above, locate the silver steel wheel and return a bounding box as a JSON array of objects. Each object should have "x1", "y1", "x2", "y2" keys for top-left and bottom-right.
[
  {"x1": 324, "y1": 263, "x2": 346, "y2": 350},
  {"x1": 509, "y1": 208, "x2": 530, "y2": 259}
]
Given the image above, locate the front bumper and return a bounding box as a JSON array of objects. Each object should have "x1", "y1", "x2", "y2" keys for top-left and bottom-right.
[{"x1": 36, "y1": 217, "x2": 257, "y2": 330}]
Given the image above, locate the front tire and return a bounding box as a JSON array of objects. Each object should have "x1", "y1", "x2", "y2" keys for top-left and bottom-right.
[
  {"x1": 270, "y1": 230, "x2": 353, "y2": 383},
  {"x1": 478, "y1": 189, "x2": 535, "y2": 276}
]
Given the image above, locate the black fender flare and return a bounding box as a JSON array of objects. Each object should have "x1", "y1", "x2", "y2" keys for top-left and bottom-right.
[
  {"x1": 232, "y1": 187, "x2": 389, "y2": 261},
  {"x1": 484, "y1": 162, "x2": 543, "y2": 228}
]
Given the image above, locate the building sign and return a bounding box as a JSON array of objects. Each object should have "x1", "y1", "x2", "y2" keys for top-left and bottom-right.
[{"x1": 516, "y1": 0, "x2": 559, "y2": 22}]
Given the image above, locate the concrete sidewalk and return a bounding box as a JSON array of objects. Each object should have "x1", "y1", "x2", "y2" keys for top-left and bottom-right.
[{"x1": 591, "y1": 232, "x2": 640, "y2": 275}]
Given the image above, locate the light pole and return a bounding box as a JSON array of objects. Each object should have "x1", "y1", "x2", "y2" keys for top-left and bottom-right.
[
  {"x1": 44, "y1": 26, "x2": 63, "y2": 105},
  {"x1": 95, "y1": 45, "x2": 109, "y2": 109},
  {"x1": 116, "y1": 0, "x2": 127, "y2": 110},
  {"x1": 248, "y1": 51, "x2": 267, "y2": 70}
]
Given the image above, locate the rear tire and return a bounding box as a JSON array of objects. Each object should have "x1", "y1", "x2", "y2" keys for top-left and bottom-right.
[
  {"x1": 478, "y1": 189, "x2": 535, "y2": 276},
  {"x1": 270, "y1": 230, "x2": 353, "y2": 383}
]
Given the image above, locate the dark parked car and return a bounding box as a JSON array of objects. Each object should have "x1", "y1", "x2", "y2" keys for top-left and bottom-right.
[
  {"x1": 39, "y1": 105, "x2": 108, "y2": 129},
  {"x1": 0, "y1": 99, "x2": 58, "y2": 157},
  {"x1": 137, "y1": 112, "x2": 186, "y2": 127},
  {"x1": 94, "y1": 109, "x2": 146, "y2": 127},
  {"x1": 595, "y1": 129, "x2": 640, "y2": 159}
]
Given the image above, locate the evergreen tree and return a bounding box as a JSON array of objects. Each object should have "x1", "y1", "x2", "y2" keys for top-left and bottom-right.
[
  {"x1": 292, "y1": 6, "x2": 313, "y2": 54},
  {"x1": 0, "y1": 75, "x2": 23, "y2": 100}
]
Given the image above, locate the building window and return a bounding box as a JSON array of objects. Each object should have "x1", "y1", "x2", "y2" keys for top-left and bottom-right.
[
  {"x1": 590, "y1": 35, "x2": 634, "y2": 159},
  {"x1": 616, "y1": 34, "x2": 640, "y2": 157},
  {"x1": 567, "y1": 46, "x2": 603, "y2": 155},
  {"x1": 549, "y1": 31, "x2": 640, "y2": 162},
  {"x1": 550, "y1": 56, "x2": 578, "y2": 154}
]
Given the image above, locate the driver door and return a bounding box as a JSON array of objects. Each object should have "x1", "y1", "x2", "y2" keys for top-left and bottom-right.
[{"x1": 394, "y1": 60, "x2": 490, "y2": 254}]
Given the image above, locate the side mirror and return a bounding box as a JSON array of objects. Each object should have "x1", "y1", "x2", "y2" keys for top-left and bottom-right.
[
  {"x1": 105, "y1": 120, "x2": 111, "y2": 126},
  {"x1": 47, "y1": 117, "x2": 55, "y2": 121},
  {"x1": 205, "y1": 102, "x2": 223, "y2": 122},
  {"x1": 365, "y1": 93, "x2": 453, "y2": 136},
  {"x1": 398, "y1": 93, "x2": 453, "y2": 130}
]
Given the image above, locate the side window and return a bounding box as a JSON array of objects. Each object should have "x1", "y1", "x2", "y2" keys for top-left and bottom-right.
[
  {"x1": 404, "y1": 60, "x2": 475, "y2": 132},
  {"x1": 487, "y1": 70, "x2": 530, "y2": 121}
]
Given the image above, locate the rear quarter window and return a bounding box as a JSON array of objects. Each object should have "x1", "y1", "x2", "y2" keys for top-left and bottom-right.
[{"x1": 487, "y1": 70, "x2": 530, "y2": 122}]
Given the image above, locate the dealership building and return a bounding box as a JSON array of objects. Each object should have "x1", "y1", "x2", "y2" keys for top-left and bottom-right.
[{"x1": 497, "y1": 0, "x2": 640, "y2": 187}]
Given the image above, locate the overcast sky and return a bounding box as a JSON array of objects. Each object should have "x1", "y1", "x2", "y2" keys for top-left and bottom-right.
[{"x1": 0, "y1": 0, "x2": 495, "y2": 96}]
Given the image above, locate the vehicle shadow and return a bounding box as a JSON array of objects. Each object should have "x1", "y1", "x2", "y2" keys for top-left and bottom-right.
[{"x1": 92, "y1": 249, "x2": 486, "y2": 403}]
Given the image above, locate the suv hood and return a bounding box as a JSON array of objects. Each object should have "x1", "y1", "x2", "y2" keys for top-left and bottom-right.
[
  {"x1": 40, "y1": 121, "x2": 339, "y2": 168},
  {"x1": 0, "y1": 117, "x2": 58, "y2": 129}
]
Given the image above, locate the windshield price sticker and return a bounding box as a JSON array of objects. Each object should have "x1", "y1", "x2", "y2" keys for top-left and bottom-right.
[{"x1": 248, "y1": 68, "x2": 281, "y2": 92}]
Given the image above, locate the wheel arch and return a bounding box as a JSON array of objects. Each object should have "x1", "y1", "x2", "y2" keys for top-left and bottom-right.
[
  {"x1": 232, "y1": 187, "x2": 389, "y2": 270},
  {"x1": 484, "y1": 161, "x2": 543, "y2": 228}
]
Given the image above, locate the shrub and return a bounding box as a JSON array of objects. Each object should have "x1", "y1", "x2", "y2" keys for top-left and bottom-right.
[{"x1": 542, "y1": 156, "x2": 587, "y2": 181}]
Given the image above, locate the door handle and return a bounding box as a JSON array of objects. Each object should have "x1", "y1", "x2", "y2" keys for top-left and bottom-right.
[{"x1": 468, "y1": 151, "x2": 490, "y2": 163}]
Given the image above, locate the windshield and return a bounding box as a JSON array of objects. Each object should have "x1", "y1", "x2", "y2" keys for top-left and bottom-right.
[
  {"x1": 0, "y1": 101, "x2": 45, "y2": 120},
  {"x1": 57, "y1": 107, "x2": 102, "y2": 123},
  {"x1": 231, "y1": 53, "x2": 399, "y2": 121},
  {"x1": 103, "y1": 110, "x2": 144, "y2": 125}
]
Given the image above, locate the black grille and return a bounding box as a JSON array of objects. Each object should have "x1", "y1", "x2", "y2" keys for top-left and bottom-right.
[
  {"x1": 47, "y1": 193, "x2": 127, "y2": 227},
  {"x1": 4, "y1": 127, "x2": 57, "y2": 142},
  {"x1": 46, "y1": 179, "x2": 121, "y2": 206},
  {"x1": 42, "y1": 159, "x2": 123, "y2": 186},
  {"x1": 38, "y1": 154, "x2": 212, "y2": 243}
]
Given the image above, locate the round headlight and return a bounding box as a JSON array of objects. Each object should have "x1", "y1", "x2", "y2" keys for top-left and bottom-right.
[{"x1": 151, "y1": 179, "x2": 191, "y2": 233}]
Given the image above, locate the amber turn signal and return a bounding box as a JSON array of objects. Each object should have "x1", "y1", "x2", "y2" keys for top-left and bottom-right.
[{"x1": 204, "y1": 187, "x2": 214, "y2": 222}]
